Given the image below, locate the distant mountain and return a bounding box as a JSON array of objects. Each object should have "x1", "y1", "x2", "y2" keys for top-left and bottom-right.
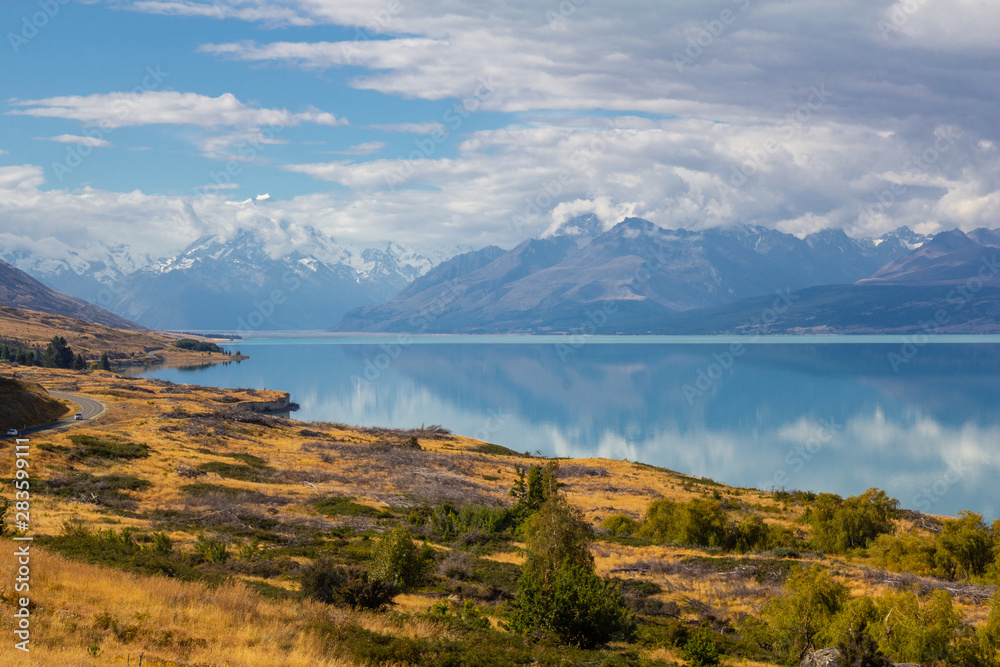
[
  {"x1": 2, "y1": 227, "x2": 453, "y2": 332},
  {"x1": 859, "y1": 229, "x2": 997, "y2": 286},
  {"x1": 0, "y1": 259, "x2": 143, "y2": 330},
  {"x1": 333, "y1": 217, "x2": 926, "y2": 333},
  {"x1": 104, "y1": 227, "x2": 442, "y2": 331}
]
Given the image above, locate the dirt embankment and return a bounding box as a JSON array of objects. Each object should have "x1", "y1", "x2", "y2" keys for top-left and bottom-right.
[{"x1": 0, "y1": 376, "x2": 68, "y2": 429}]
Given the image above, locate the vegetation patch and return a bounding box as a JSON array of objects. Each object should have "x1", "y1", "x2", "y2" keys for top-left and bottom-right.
[
  {"x1": 313, "y1": 495, "x2": 388, "y2": 518},
  {"x1": 38, "y1": 472, "x2": 152, "y2": 510},
  {"x1": 174, "y1": 338, "x2": 223, "y2": 353},
  {"x1": 472, "y1": 442, "x2": 520, "y2": 456},
  {"x1": 68, "y1": 434, "x2": 150, "y2": 460},
  {"x1": 197, "y1": 460, "x2": 275, "y2": 483}
]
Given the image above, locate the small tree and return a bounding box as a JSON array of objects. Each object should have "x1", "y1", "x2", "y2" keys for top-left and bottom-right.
[
  {"x1": 99, "y1": 352, "x2": 112, "y2": 372},
  {"x1": 369, "y1": 526, "x2": 433, "y2": 590},
  {"x1": 507, "y1": 494, "x2": 635, "y2": 648},
  {"x1": 741, "y1": 566, "x2": 848, "y2": 662}
]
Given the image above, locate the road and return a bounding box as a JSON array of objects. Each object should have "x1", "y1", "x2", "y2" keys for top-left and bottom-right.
[{"x1": 7, "y1": 392, "x2": 106, "y2": 438}]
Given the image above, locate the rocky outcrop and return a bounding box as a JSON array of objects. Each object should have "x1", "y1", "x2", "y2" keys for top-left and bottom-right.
[
  {"x1": 237, "y1": 392, "x2": 291, "y2": 413},
  {"x1": 801, "y1": 648, "x2": 921, "y2": 667},
  {"x1": 801, "y1": 648, "x2": 840, "y2": 667}
]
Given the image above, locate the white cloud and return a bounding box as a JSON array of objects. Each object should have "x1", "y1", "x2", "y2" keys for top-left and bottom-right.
[
  {"x1": 10, "y1": 91, "x2": 345, "y2": 130},
  {"x1": 330, "y1": 141, "x2": 386, "y2": 156},
  {"x1": 368, "y1": 122, "x2": 445, "y2": 135},
  {"x1": 46, "y1": 134, "x2": 113, "y2": 148}
]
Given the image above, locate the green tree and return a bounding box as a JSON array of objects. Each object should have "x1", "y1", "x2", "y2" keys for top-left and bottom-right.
[
  {"x1": 369, "y1": 526, "x2": 433, "y2": 591},
  {"x1": 520, "y1": 495, "x2": 594, "y2": 577},
  {"x1": 44, "y1": 336, "x2": 75, "y2": 369},
  {"x1": 811, "y1": 488, "x2": 899, "y2": 553},
  {"x1": 509, "y1": 461, "x2": 559, "y2": 524},
  {"x1": 507, "y1": 494, "x2": 635, "y2": 647},
  {"x1": 99, "y1": 352, "x2": 112, "y2": 371},
  {"x1": 936, "y1": 511, "x2": 995, "y2": 580},
  {"x1": 741, "y1": 566, "x2": 848, "y2": 663}
]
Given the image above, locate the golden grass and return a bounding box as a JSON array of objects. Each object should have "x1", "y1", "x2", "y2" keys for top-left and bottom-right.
[{"x1": 0, "y1": 363, "x2": 992, "y2": 666}]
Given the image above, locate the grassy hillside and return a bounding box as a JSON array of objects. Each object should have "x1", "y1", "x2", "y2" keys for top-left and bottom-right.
[
  {"x1": 0, "y1": 376, "x2": 69, "y2": 429},
  {"x1": 0, "y1": 364, "x2": 997, "y2": 666},
  {"x1": 0, "y1": 305, "x2": 237, "y2": 367}
]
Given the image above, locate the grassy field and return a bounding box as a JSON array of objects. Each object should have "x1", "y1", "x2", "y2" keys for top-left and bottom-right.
[{"x1": 0, "y1": 363, "x2": 997, "y2": 666}]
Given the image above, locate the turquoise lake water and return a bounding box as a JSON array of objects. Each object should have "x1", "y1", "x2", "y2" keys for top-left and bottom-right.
[{"x1": 139, "y1": 336, "x2": 1000, "y2": 519}]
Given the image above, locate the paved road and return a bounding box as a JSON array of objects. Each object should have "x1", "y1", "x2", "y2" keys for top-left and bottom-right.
[{"x1": 6, "y1": 392, "x2": 106, "y2": 438}]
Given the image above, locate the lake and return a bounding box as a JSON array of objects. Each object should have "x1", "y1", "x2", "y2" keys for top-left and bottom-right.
[{"x1": 137, "y1": 336, "x2": 1000, "y2": 520}]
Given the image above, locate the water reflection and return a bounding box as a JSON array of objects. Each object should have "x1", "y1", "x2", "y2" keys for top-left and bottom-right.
[{"x1": 139, "y1": 340, "x2": 1000, "y2": 519}]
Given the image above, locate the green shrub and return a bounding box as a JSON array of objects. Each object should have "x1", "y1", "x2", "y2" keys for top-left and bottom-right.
[
  {"x1": 936, "y1": 511, "x2": 995, "y2": 579},
  {"x1": 836, "y1": 622, "x2": 892, "y2": 667},
  {"x1": 740, "y1": 565, "x2": 848, "y2": 663},
  {"x1": 682, "y1": 629, "x2": 721, "y2": 667},
  {"x1": 810, "y1": 488, "x2": 899, "y2": 553},
  {"x1": 506, "y1": 561, "x2": 636, "y2": 649},
  {"x1": 313, "y1": 495, "x2": 385, "y2": 518},
  {"x1": 601, "y1": 513, "x2": 639, "y2": 537},
  {"x1": 197, "y1": 461, "x2": 274, "y2": 482},
  {"x1": 369, "y1": 527, "x2": 433, "y2": 590},
  {"x1": 67, "y1": 434, "x2": 150, "y2": 460},
  {"x1": 638, "y1": 497, "x2": 784, "y2": 552},
  {"x1": 870, "y1": 589, "x2": 957, "y2": 664},
  {"x1": 300, "y1": 560, "x2": 398, "y2": 611},
  {"x1": 194, "y1": 535, "x2": 229, "y2": 564}
]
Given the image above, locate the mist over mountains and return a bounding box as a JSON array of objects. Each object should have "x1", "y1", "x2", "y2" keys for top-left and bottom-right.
[
  {"x1": 333, "y1": 216, "x2": 967, "y2": 334},
  {"x1": 1, "y1": 226, "x2": 450, "y2": 331},
  {"x1": 4, "y1": 215, "x2": 999, "y2": 335}
]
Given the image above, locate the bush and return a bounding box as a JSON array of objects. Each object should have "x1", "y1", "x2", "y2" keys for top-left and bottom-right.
[
  {"x1": 300, "y1": 560, "x2": 399, "y2": 611},
  {"x1": 741, "y1": 566, "x2": 848, "y2": 663},
  {"x1": 369, "y1": 527, "x2": 434, "y2": 590},
  {"x1": 682, "y1": 629, "x2": 721, "y2": 667},
  {"x1": 638, "y1": 497, "x2": 784, "y2": 552},
  {"x1": 507, "y1": 561, "x2": 636, "y2": 649},
  {"x1": 810, "y1": 489, "x2": 899, "y2": 553},
  {"x1": 67, "y1": 434, "x2": 150, "y2": 460},
  {"x1": 936, "y1": 511, "x2": 995, "y2": 579},
  {"x1": 194, "y1": 535, "x2": 228, "y2": 564},
  {"x1": 601, "y1": 514, "x2": 639, "y2": 537}
]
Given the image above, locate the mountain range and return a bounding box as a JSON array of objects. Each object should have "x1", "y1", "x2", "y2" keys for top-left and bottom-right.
[
  {"x1": 333, "y1": 216, "x2": 949, "y2": 333},
  {"x1": 1, "y1": 226, "x2": 452, "y2": 331},
  {"x1": 4, "y1": 214, "x2": 999, "y2": 335}
]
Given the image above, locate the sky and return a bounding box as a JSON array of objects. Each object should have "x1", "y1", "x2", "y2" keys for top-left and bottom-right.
[{"x1": 1, "y1": 0, "x2": 1000, "y2": 259}]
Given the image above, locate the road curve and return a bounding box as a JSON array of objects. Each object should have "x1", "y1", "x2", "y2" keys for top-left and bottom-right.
[{"x1": 11, "y1": 391, "x2": 107, "y2": 438}]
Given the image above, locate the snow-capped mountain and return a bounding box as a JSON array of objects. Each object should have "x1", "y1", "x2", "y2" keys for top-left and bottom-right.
[
  {"x1": 334, "y1": 217, "x2": 936, "y2": 333},
  {"x1": 1, "y1": 226, "x2": 450, "y2": 332},
  {"x1": 0, "y1": 234, "x2": 152, "y2": 307}
]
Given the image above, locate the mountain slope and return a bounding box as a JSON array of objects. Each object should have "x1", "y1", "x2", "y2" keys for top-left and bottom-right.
[
  {"x1": 104, "y1": 228, "x2": 440, "y2": 331},
  {"x1": 0, "y1": 259, "x2": 143, "y2": 330},
  {"x1": 858, "y1": 229, "x2": 998, "y2": 286},
  {"x1": 333, "y1": 218, "x2": 924, "y2": 333}
]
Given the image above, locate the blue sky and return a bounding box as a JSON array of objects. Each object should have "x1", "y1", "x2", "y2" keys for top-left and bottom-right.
[{"x1": 1, "y1": 0, "x2": 999, "y2": 259}]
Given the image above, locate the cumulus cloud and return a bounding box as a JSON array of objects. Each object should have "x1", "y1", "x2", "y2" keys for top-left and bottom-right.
[{"x1": 19, "y1": 0, "x2": 1000, "y2": 246}]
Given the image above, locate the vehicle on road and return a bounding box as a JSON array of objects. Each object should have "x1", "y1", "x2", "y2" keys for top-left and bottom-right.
[
  {"x1": 75, "y1": 412, "x2": 83, "y2": 420},
  {"x1": 6, "y1": 429, "x2": 18, "y2": 436}
]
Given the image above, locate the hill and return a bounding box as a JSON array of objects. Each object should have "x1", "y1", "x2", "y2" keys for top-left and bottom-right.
[
  {"x1": 0, "y1": 375, "x2": 68, "y2": 429},
  {"x1": 0, "y1": 258, "x2": 142, "y2": 330},
  {"x1": 0, "y1": 305, "x2": 236, "y2": 367}
]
